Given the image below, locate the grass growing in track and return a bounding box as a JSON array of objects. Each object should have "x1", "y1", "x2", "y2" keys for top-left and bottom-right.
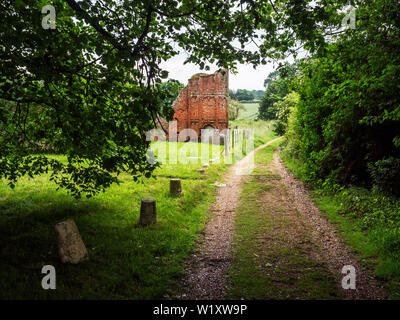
[
  {"x1": 228, "y1": 142, "x2": 341, "y2": 300},
  {"x1": 0, "y1": 142, "x2": 229, "y2": 299}
]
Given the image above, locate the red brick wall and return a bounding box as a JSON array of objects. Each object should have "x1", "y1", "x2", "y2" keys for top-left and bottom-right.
[{"x1": 171, "y1": 70, "x2": 229, "y2": 139}]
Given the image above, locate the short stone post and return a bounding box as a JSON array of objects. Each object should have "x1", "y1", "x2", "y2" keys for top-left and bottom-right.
[
  {"x1": 140, "y1": 198, "x2": 157, "y2": 226},
  {"x1": 55, "y1": 219, "x2": 88, "y2": 264},
  {"x1": 170, "y1": 178, "x2": 182, "y2": 197}
]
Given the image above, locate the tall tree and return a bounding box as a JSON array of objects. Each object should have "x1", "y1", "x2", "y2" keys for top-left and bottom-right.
[{"x1": 258, "y1": 61, "x2": 300, "y2": 120}]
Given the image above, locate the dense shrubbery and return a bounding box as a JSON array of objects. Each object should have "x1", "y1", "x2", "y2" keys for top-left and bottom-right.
[
  {"x1": 340, "y1": 188, "x2": 400, "y2": 231},
  {"x1": 281, "y1": 1, "x2": 400, "y2": 195},
  {"x1": 258, "y1": 62, "x2": 298, "y2": 121},
  {"x1": 258, "y1": 78, "x2": 289, "y2": 120},
  {"x1": 368, "y1": 158, "x2": 400, "y2": 197},
  {"x1": 273, "y1": 92, "x2": 299, "y2": 136}
]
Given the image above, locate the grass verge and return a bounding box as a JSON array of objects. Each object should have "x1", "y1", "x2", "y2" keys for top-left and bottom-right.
[{"x1": 282, "y1": 152, "x2": 400, "y2": 299}]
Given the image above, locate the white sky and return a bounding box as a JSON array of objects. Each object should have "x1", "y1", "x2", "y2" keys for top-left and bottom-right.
[
  {"x1": 159, "y1": 27, "x2": 309, "y2": 91},
  {"x1": 160, "y1": 51, "x2": 278, "y2": 91},
  {"x1": 160, "y1": 47, "x2": 307, "y2": 91}
]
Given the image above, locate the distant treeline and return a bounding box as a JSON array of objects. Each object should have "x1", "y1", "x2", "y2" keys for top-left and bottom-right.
[{"x1": 229, "y1": 89, "x2": 264, "y2": 101}]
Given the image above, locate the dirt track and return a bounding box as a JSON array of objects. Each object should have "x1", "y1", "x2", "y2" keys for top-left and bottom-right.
[
  {"x1": 179, "y1": 138, "x2": 282, "y2": 299},
  {"x1": 178, "y1": 141, "x2": 387, "y2": 300}
]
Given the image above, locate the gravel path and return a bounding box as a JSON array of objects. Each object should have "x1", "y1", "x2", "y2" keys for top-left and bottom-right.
[
  {"x1": 178, "y1": 141, "x2": 387, "y2": 300},
  {"x1": 179, "y1": 138, "x2": 282, "y2": 299}
]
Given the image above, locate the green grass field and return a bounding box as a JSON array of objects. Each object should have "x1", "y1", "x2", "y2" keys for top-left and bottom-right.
[
  {"x1": 237, "y1": 102, "x2": 259, "y2": 120},
  {"x1": 232, "y1": 102, "x2": 277, "y2": 148},
  {"x1": 230, "y1": 119, "x2": 276, "y2": 148},
  {"x1": 0, "y1": 124, "x2": 277, "y2": 299},
  {"x1": 0, "y1": 142, "x2": 229, "y2": 299}
]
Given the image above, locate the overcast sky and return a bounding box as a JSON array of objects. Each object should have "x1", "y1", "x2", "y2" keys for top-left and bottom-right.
[{"x1": 160, "y1": 51, "x2": 279, "y2": 91}]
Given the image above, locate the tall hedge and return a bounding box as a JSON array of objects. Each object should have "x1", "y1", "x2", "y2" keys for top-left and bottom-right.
[{"x1": 285, "y1": 0, "x2": 400, "y2": 189}]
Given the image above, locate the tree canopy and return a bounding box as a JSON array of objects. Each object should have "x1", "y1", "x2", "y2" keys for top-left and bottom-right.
[
  {"x1": 1, "y1": 0, "x2": 361, "y2": 197},
  {"x1": 258, "y1": 61, "x2": 299, "y2": 120}
]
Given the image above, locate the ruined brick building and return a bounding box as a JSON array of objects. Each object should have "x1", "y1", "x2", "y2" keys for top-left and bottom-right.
[{"x1": 159, "y1": 70, "x2": 229, "y2": 141}]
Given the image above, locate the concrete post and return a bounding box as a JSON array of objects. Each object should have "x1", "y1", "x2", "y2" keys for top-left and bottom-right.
[
  {"x1": 170, "y1": 178, "x2": 182, "y2": 197},
  {"x1": 140, "y1": 198, "x2": 157, "y2": 226}
]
